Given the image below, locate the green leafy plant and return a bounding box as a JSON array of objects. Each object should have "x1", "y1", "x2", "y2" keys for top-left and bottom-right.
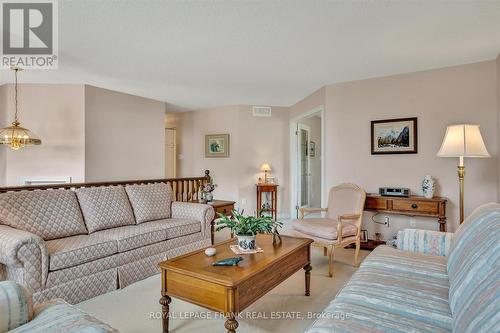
[{"x1": 216, "y1": 210, "x2": 283, "y2": 236}]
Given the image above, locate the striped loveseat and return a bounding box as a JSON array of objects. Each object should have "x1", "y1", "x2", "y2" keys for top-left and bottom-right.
[
  {"x1": 306, "y1": 202, "x2": 499, "y2": 333},
  {"x1": 0, "y1": 280, "x2": 118, "y2": 333}
]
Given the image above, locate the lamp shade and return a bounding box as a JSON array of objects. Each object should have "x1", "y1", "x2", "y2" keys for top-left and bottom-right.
[
  {"x1": 437, "y1": 125, "x2": 489, "y2": 158},
  {"x1": 260, "y1": 163, "x2": 271, "y2": 172}
]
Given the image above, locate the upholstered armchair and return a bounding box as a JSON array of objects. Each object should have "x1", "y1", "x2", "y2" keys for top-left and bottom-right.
[{"x1": 291, "y1": 183, "x2": 366, "y2": 277}]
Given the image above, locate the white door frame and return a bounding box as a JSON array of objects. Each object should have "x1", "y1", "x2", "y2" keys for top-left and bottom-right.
[
  {"x1": 297, "y1": 123, "x2": 311, "y2": 209},
  {"x1": 290, "y1": 105, "x2": 325, "y2": 219}
]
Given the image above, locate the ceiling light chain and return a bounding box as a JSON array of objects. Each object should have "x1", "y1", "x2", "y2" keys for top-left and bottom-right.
[{"x1": 14, "y1": 67, "x2": 19, "y2": 124}]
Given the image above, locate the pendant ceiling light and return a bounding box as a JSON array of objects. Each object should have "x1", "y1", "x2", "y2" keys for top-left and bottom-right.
[{"x1": 0, "y1": 67, "x2": 41, "y2": 150}]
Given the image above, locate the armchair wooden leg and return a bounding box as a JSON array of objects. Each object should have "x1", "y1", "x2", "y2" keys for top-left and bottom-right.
[
  {"x1": 354, "y1": 240, "x2": 360, "y2": 267},
  {"x1": 328, "y1": 246, "x2": 335, "y2": 278},
  {"x1": 323, "y1": 247, "x2": 327, "y2": 256}
]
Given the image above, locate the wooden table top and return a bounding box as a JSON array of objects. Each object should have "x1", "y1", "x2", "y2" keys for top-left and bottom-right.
[
  {"x1": 158, "y1": 234, "x2": 312, "y2": 287},
  {"x1": 190, "y1": 199, "x2": 236, "y2": 207}
]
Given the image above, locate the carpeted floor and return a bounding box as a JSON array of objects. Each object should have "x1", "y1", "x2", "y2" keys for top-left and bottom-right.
[{"x1": 77, "y1": 227, "x2": 369, "y2": 333}]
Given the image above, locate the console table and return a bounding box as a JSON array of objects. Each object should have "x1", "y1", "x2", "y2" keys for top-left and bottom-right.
[{"x1": 364, "y1": 194, "x2": 447, "y2": 231}]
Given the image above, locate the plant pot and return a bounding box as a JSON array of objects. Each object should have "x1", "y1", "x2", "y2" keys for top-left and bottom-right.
[{"x1": 237, "y1": 234, "x2": 256, "y2": 250}]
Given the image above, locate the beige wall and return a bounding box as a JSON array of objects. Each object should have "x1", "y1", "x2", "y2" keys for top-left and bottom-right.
[
  {"x1": 0, "y1": 85, "x2": 7, "y2": 185},
  {"x1": 323, "y1": 61, "x2": 498, "y2": 235},
  {"x1": 298, "y1": 115, "x2": 322, "y2": 208},
  {"x1": 85, "y1": 85, "x2": 166, "y2": 182},
  {"x1": 289, "y1": 87, "x2": 325, "y2": 120},
  {"x1": 0, "y1": 84, "x2": 85, "y2": 186},
  {"x1": 174, "y1": 105, "x2": 290, "y2": 216}
]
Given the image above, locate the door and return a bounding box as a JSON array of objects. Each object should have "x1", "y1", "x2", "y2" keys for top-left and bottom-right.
[
  {"x1": 297, "y1": 123, "x2": 310, "y2": 210},
  {"x1": 165, "y1": 128, "x2": 177, "y2": 178}
]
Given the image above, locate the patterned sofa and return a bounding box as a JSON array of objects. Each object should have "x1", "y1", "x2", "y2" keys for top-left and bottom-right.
[
  {"x1": 0, "y1": 183, "x2": 214, "y2": 305},
  {"x1": 306, "y1": 202, "x2": 499, "y2": 333}
]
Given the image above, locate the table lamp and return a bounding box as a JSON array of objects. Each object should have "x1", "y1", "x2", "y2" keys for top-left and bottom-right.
[
  {"x1": 261, "y1": 163, "x2": 271, "y2": 183},
  {"x1": 437, "y1": 124, "x2": 490, "y2": 223}
]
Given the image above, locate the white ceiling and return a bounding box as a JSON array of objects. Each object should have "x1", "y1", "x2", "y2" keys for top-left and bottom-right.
[{"x1": 1, "y1": 0, "x2": 500, "y2": 110}]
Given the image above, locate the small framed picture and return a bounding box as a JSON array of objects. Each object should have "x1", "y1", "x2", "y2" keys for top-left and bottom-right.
[
  {"x1": 309, "y1": 141, "x2": 316, "y2": 157},
  {"x1": 371, "y1": 117, "x2": 417, "y2": 154},
  {"x1": 360, "y1": 230, "x2": 368, "y2": 242},
  {"x1": 205, "y1": 134, "x2": 230, "y2": 158}
]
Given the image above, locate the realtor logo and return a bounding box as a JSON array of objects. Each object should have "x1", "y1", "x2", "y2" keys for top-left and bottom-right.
[{"x1": 1, "y1": 0, "x2": 58, "y2": 68}]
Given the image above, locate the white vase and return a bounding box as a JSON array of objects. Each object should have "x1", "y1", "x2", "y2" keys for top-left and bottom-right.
[
  {"x1": 422, "y1": 175, "x2": 435, "y2": 199},
  {"x1": 204, "y1": 192, "x2": 213, "y2": 202},
  {"x1": 237, "y1": 234, "x2": 256, "y2": 250}
]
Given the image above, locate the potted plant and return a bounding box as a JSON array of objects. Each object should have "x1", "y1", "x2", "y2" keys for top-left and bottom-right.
[{"x1": 216, "y1": 210, "x2": 283, "y2": 250}]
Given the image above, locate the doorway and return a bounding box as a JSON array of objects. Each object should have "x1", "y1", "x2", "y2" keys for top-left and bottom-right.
[
  {"x1": 298, "y1": 123, "x2": 310, "y2": 208},
  {"x1": 165, "y1": 128, "x2": 177, "y2": 178},
  {"x1": 290, "y1": 106, "x2": 324, "y2": 219}
]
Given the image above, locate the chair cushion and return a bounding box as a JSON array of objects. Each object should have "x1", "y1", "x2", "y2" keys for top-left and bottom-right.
[
  {"x1": 0, "y1": 190, "x2": 87, "y2": 240},
  {"x1": 306, "y1": 249, "x2": 453, "y2": 333},
  {"x1": 76, "y1": 186, "x2": 136, "y2": 233},
  {"x1": 125, "y1": 183, "x2": 173, "y2": 223},
  {"x1": 144, "y1": 218, "x2": 201, "y2": 239},
  {"x1": 292, "y1": 218, "x2": 357, "y2": 240},
  {"x1": 446, "y1": 203, "x2": 500, "y2": 333},
  {"x1": 0, "y1": 281, "x2": 33, "y2": 332},
  {"x1": 363, "y1": 245, "x2": 449, "y2": 280},
  {"x1": 7, "y1": 299, "x2": 118, "y2": 333},
  {"x1": 46, "y1": 234, "x2": 118, "y2": 271},
  {"x1": 306, "y1": 300, "x2": 451, "y2": 333},
  {"x1": 93, "y1": 222, "x2": 168, "y2": 252}
]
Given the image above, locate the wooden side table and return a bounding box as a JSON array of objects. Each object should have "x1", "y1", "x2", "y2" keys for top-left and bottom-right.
[
  {"x1": 256, "y1": 184, "x2": 278, "y2": 220},
  {"x1": 191, "y1": 199, "x2": 235, "y2": 245}
]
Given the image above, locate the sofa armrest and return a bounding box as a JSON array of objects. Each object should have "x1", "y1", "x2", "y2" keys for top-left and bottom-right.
[
  {"x1": 0, "y1": 225, "x2": 48, "y2": 292},
  {"x1": 396, "y1": 228, "x2": 453, "y2": 256},
  {"x1": 0, "y1": 280, "x2": 33, "y2": 331},
  {"x1": 171, "y1": 202, "x2": 215, "y2": 237}
]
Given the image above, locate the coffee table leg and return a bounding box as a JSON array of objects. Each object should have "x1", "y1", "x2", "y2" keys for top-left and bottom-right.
[
  {"x1": 304, "y1": 264, "x2": 312, "y2": 296},
  {"x1": 159, "y1": 294, "x2": 172, "y2": 333},
  {"x1": 224, "y1": 313, "x2": 239, "y2": 333}
]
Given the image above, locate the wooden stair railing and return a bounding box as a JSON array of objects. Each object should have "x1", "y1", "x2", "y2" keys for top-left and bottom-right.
[{"x1": 0, "y1": 170, "x2": 212, "y2": 203}]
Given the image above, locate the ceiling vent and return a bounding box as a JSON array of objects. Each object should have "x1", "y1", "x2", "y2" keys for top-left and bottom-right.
[{"x1": 252, "y1": 106, "x2": 272, "y2": 117}]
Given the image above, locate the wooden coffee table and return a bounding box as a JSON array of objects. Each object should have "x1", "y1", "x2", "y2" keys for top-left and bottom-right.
[{"x1": 158, "y1": 234, "x2": 313, "y2": 333}]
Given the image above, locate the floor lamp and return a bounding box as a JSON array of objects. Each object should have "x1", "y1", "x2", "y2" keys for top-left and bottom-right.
[{"x1": 437, "y1": 125, "x2": 490, "y2": 223}]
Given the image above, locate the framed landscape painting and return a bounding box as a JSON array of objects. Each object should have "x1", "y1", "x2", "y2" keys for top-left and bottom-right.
[
  {"x1": 205, "y1": 134, "x2": 230, "y2": 158},
  {"x1": 371, "y1": 117, "x2": 417, "y2": 154}
]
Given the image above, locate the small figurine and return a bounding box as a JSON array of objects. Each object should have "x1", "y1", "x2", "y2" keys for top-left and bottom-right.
[
  {"x1": 272, "y1": 225, "x2": 282, "y2": 245},
  {"x1": 212, "y1": 257, "x2": 244, "y2": 266}
]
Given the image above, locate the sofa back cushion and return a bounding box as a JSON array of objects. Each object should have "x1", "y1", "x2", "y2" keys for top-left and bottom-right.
[
  {"x1": 125, "y1": 183, "x2": 173, "y2": 223},
  {"x1": 447, "y1": 202, "x2": 500, "y2": 333},
  {"x1": 0, "y1": 189, "x2": 87, "y2": 240},
  {"x1": 76, "y1": 186, "x2": 135, "y2": 233}
]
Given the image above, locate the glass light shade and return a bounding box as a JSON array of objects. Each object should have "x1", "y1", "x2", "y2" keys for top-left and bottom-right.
[
  {"x1": 261, "y1": 163, "x2": 271, "y2": 172},
  {"x1": 437, "y1": 124, "x2": 489, "y2": 158},
  {"x1": 0, "y1": 122, "x2": 42, "y2": 150}
]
